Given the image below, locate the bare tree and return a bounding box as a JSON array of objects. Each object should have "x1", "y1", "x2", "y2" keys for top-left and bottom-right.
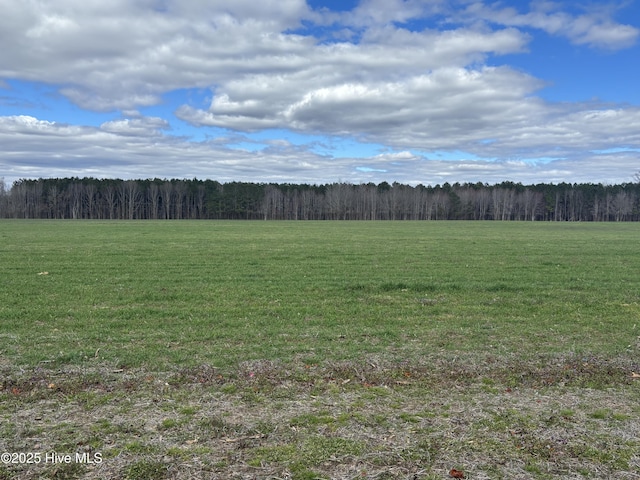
[
  {"x1": 613, "y1": 190, "x2": 634, "y2": 221},
  {"x1": 149, "y1": 183, "x2": 161, "y2": 219},
  {"x1": 161, "y1": 181, "x2": 174, "y2": 219},
  {"x1": 103, "y1": 185, "x2": 117, "y2": 219}
]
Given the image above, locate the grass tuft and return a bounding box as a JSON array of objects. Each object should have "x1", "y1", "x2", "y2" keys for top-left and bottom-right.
[{"x1": 123, "y1": 460, "x2": 168, "y2": 480}]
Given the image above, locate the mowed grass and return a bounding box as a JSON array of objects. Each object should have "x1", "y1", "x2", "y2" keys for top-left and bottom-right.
[
  {"x1": 1, "y1": 220, "x2": 639, "y2": 479},
  {"x1": 1, "y1": 220, "x2": 639, "y2": 368}
]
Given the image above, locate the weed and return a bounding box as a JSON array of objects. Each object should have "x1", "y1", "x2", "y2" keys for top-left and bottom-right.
[
  {"x1": 398, "y1": 412, "x2": 421, "y2": 423},
  {"x1": 589, "y1": 409, "x2": 610, "y2": 420},
  {"x1": 158, "y1": 418, "x2": 179, "y2": 430},
  {"x1": 124, "y1": 460, "x2": 168, "y2": 480},
  {"x1": 124, "y1": 441, "x2": 157, "y2": 455},
  {"x1": 290, "y1": 412, "x2": 335, "y2": 428},
  {"x1": 179, "y1": 406, "x2": 198, "y2": 416},
  {"x1": 559, "y1": 409, "x2": 575, "y2": 419}
]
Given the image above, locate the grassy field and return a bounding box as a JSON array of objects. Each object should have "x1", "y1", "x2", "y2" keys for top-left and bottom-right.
[{"x1": 0, "y1": 220, "x2": 638, "y2": 479}]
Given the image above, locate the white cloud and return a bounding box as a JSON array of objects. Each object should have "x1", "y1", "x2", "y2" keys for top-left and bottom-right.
[
  {"x1": 478, "y1": 106, "x2": 640, "y2": 157},
  {"x1": 1, "y1": 113, "x2": 638, "y2": 187},
  {"x1": 174, "y1": 25, "x2": 532, "y2": 138},
  {"x1": 463, "y1": 1, "x2": 639, "y2": 49},
  {"x1": 0, "y1": 0, "x2": 532, "y2": 112},
  {"x1": 100, "y1": 117, "x2": 170, "y2": 137},
  {"x1": 0, "y1": 0, "x2": 315, "y2": 110},
  {"x1": 347, "y1": 0, "x2": 445, "y2": 27},
  {"x1": 0, "y1": 0, "x2": 639, "y2": 185},
  {"x1": 570, "y1": 20, "x2": 638, "y2": 49},
  {"x1": 0, "y1": 115, "x2": 84, "y2": 136}
]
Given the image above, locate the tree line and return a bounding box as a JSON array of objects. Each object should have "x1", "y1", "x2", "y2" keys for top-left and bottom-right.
[{"x1": 1, "y1": 177, "x2": 640, "y2": 221}]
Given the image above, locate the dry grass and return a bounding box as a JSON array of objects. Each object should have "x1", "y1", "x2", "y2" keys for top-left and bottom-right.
[{"x1": 1, "y1": 354, "x2": 639, "y2": 479}]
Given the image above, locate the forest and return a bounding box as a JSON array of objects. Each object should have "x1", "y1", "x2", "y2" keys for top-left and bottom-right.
[{"x1": 1, "y1": 177, "x2": 640, "y2": 221}]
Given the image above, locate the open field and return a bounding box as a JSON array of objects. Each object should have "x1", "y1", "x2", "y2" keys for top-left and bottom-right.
[{"x1": 1, "y1": 220, "x2": 639, "y2": 479}]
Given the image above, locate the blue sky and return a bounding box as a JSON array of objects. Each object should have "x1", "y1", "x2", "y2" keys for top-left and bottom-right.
[{"x1": 1, "y1": 0, "x2": 639, "y2": 186}]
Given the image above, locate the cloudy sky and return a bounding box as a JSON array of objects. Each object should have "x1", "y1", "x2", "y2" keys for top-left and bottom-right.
[{"x1": 1, "y1": 0, "x2": 639, "y2": 186}]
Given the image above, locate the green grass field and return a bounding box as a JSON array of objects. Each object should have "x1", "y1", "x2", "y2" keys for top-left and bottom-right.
[{"x1": 1, "y1": 221, "x2": 639, "y2": 479}]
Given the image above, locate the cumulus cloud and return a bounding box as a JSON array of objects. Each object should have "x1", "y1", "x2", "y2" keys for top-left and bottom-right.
[
  {"x1": 0, "y1": 0, "x2": 529, "y2": 113},
  {"x1": 0, "y1": 0, "x2": 639, "y2": 185},
  {"x1": 0, "y1": 114, "x2": 337, "y2": 183},
  {"x1": 175, "y1": 26, "x2": 532, "y2": 136},
  {"x1": 0, "y1": 0, "x2": 315, "y2": 110},
  {"x1": 1, "y1": 113, "x2": 637, "y2": 187}
]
